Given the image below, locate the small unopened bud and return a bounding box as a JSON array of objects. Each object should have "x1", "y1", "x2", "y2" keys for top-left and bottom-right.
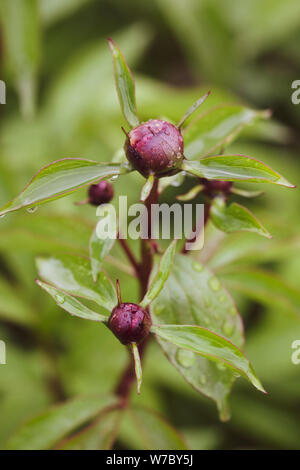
[
  {"x1": 88, "y1": 181, "x2": 114, "y2": 206},
  {"x1": 124, "y1": 119, "x2": 184, "y2": 178},
  {"x1": 200, "y1": 178, "x2": 232, "y2": 198},
  {"x1": 108, "y1": 303, "x2": 151, "y2": 345}
]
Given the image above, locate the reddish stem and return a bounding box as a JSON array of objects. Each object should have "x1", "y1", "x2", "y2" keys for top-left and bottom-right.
[
  {"x1": 182, "y1": 203, "x2": 211, "y2": 254},
  {"x1": 117, "y1": 235, "x2": 140, "y2": 277},
  {"x1": 115, "y1": 178, "x2": 159, "y2": 403}
]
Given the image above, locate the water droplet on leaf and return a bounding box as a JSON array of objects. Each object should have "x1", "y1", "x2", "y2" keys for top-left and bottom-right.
[
  {"x1": 208, "y1": 277, "x2": 221, "y2": 292},
  {"x1": 55, "y1": 294, "x2": 65, "y2": 304},
  {"x1": 26, "y1": 206, "x2": 38, "y2": 213},
  {"x1": 192, "y1": 261, "x2": 204, "y2": 272},
  {"x1": 110, "y1": 175, "x2": 119, "y2": 182},
  {"x1": 199, "y1": 374, "x2": 207, "y2": 385},
  {"x1": 176, "y1": 349, "x2": 196, "y2": 368},
  {"x1": 222, "y1": 319, "x2": 234, "y2": 336},
  {"x1": 229, "y1": 306, "x2": 237, "y2": 316}
]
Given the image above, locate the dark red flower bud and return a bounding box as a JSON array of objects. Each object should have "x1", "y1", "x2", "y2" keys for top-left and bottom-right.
[
  {"x1": 124, "y1": 119, "x2": 184, "y2": 178},
  {"x1": 88, "y1": 181, "x2": 114, "y2": 206},
  {"x1": 199, "y1": 178, "x2": 232, "y2": 198},
  {"x1": 108, "y1": 303, "x2": 151, "y2": 345}
]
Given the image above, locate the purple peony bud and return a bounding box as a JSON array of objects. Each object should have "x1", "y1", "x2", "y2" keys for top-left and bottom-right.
[
  {"x1": 88, "y1": 181, "x2": 114, "y2": 206},
  {"x1": 108, "y1": 302, "x2": 151, "y2": 345},
  {"x1": 124, "y1": 119, "x2": 184, "y2": 177},
  {"x1": 200, "y1": 178, "x2": 232, "y2": 197}
]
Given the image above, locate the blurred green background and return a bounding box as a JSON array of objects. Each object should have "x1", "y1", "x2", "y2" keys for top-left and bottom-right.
[{"x1": 0, "y1": 0, "x2": 300, "y2": 450}]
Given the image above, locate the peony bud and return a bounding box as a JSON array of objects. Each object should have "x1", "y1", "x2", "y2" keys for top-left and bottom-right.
[
  {"x1": 124, "y1": 119, "x2": 184, "y2": 178},
  {"x1": 108, "y1": 302, "x2": 151, "y2": 345},
  {"x1": 88, "y1": 181, "x2": 114, "y2": 206}
]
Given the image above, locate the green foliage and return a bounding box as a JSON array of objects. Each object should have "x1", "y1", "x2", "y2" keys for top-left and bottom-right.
[
  {"x1": 0, "y1": 0, "x2": 299, "y2": 451},
  {"x1": 210, "y1": 197, "x2": 271, "y2": 238},
  {"x1": 6, "y1": 395, "x2": 117, "y2": 450},
  {"x1": 182, "y1": 156, "x2": 294, "y2": 187}
]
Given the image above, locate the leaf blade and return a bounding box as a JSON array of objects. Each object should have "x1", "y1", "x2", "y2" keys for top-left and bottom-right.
[
  {"x1": 108, "y1": 37, "x2": 139, "y2": 128},
  {"x1": 151, "y1": 324, "x2": 265, "y2": 393},
  {"x1": 131, "y1": 342, "x2": 142, "y2": 395},
  {"x1": 36, "y1": 254, "x2": 117, "y2": 311},
  {"x1": 140, "y1": 240, "x2": 177, "y2": 308},
  {"x1": 89, "y1": 224, "x2": 116, "y2": 283},
  {"x1": 183, "y1": 105, "x2": 270, "y2": 159},
  {"x1": 36, "y1": 280, "x2": 108, "y2": 322},
  {"x1": 150, "y1": 253, "x2": 244, "y2": 420},
  {"x1": 182, "y1": 155, "x2": 295, "y2": 187},
  {"x1": 6, "y1": 395, "x2": 117, "y2": 450},
  {"x1": 0, "y1": 159, "x2": 132, "y2": 216},
  {"x1": 210, "y1": 197, "x2": 271, "y2": 238},
  {"x1": 177, "y1": 91, "x2": 211, "y2": 128}
]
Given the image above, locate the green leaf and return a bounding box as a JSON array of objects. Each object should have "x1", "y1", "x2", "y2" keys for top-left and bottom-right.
[
  {"x1": 220, "y1": 267, "x2": 300, "y2": 317},
  {"x1": 0, "y1": 0, "x2": 41, "y2": 118},
  {"x1": 0, "y1": 213, "x2": 92, "y2": 256},
  {"x1": 230, "y1": 187, "x2": 264, "y2": 198},
  {"x1": 151, "y1": 324, "x2": 265, "y2": 393},
  {"x1": 0, "y1": 276, "x2": 36, "y2": 326},
  {"x1": 183, "y1": 106, "x2": 270, "y2": 159},
  {"x1": 210, "y1": 197, "x2": 271, "y2": 238},
  {"x1": 131, "y1": 342, "x2": 142, "y2": 395},
  {"x1": 230, "y1": 394, "x2": 300, "y2": 450},
  {"x1": 0, "y1": 159, "x2": 132, "y2": 217},
  {"x1": 176, "y1": 184, "x2": 204, "y2": 201},
  {"x1": 36, "y1": 254, "x2": 117, "y2": 312},
  {"x1": 207, "y1": 232, "x2": 300, "y2": 271},
  {"x1": 6, "y1": 395, "x2": 117, "y2": 450},
  {"x1": 140, "y1": 174, "x2": 155, "y2": 201},
  {"x1": 40, "y1": 0, "x2": 94, "y2": 26},
  {"x1": 140, "y1": 240, "x2": 177, "y2": 308},
  {"x1": 89, "y1": 226, "x2": 116, "y2": 283},
  {"x1": 150, "y1": 254, "x2": 244, "y2": 420},
  {"x1": 36, "y1": 280, "x2": 108, "y2": 322},
  {"x1": 108, "y1": 37, "x2": 139, "y2": 128},
  {"x1": 119, "y1": 405, "x2": 188, "y2": 450},
  {"x1": 58, "y1": 408, "x2": 123, "y2": 450},
  {"x1": 177, "y1": 91, "x2": 211, "y2": 128},
  {"x1": 182, "y1": 155, "x2": 295, "y2": 187}
]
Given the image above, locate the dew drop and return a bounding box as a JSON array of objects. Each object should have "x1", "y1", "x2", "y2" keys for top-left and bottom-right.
[
  {"x1": 192, "y1": 261, "x2": 204, "y2": 272},
  {"x1": 176, "y1": 349, "x2": 196, "y2": 368},
  {"x1": 199, "y1": 374, "x2": 207, "y2": 385},
  {"x1": 110, "y1": 175, "x2": 119, "y2": 182},
  {"x1": 55, "y1": 294, "x2": 65, "y2": 304},
  {"x1": 217, "y1": 362, "x2": 226, "y2": 371},
  {"x1": 26, "y1": 206, "x2": 38, "y2": 213},
  {"x1": 208, "y1": 277, "x2": 221, "y2": 292},
  {"x1": 229, "y1": 306, "x2": 237, "y2": 316},
  {"x1": 218, "y1": 294, "x2": 226, "y2": 303},
  {"x1": 222, "y1": 319, "x2": 234, "y2": 336}
]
